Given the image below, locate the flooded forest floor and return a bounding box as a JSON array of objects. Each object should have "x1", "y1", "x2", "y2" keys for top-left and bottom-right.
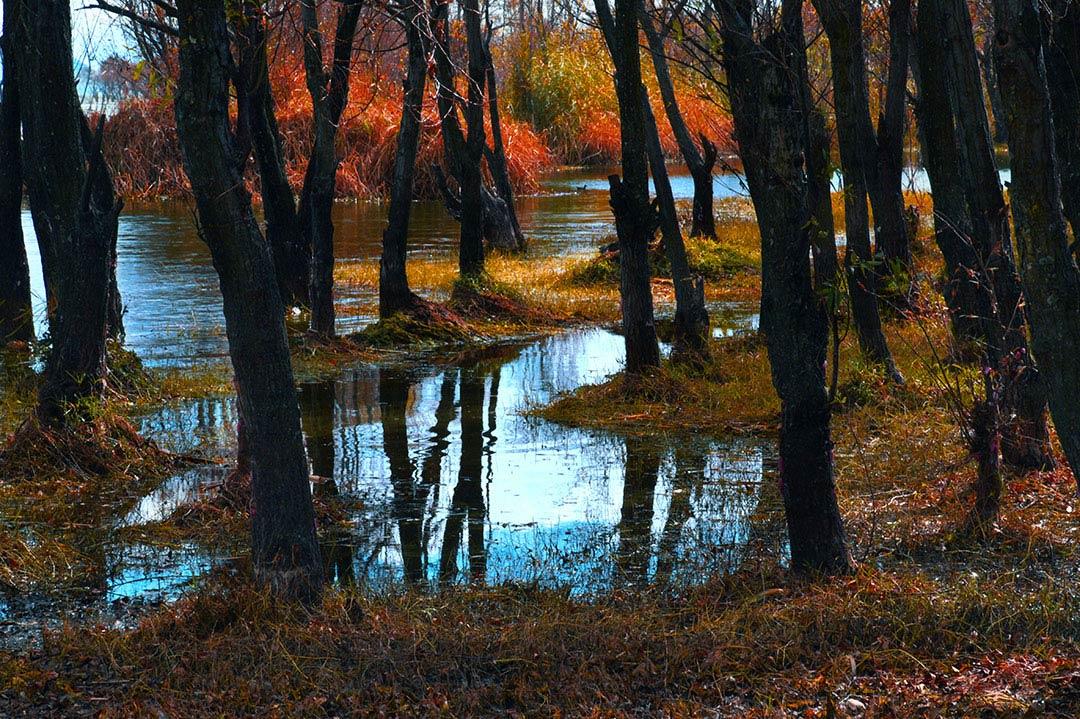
[{"x1": 2, "y1": 193, "x2": 1080, "y2": 716}]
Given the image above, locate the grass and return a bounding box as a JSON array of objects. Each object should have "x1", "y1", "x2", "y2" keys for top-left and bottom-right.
[{"x1": 4, "y1": 189, "x2": 1080, "y2": 714}]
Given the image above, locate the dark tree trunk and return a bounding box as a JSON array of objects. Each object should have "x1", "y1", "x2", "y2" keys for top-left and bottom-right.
[
  {"x1": 299, "y1": 0, "x2": 363, "y2": 336},
  {"x1": 597, "y1": 1, "x2": 709, "y2": 360},
  {"x1": 912, "y1": 1, "x2": 991, "y2": 349},
  {"x1": 438, "y1": 370, "x2": 487, "y2": 585},
  {"x1": 482, "y1": 23, "x2": 526, "y2": 251},
  {"x1": 233, "y1": 0, "x2": 307, "y2": 308},
  {"x1": 641, "y1": 5, "x2": 717, "y2": 239},
  {"x1": 379, "y1": 370, "x2": 426, "y2": 585},
  {"x1": 718, "y1": 0, "x2": 852, "y2": 575},
  {"x1": 942, "y1": 0, "x2": 1054, "y2": 471},
  {"x1": 807, "y1": 110, "x2": 839, "y2": 291},
  {"x1": 597, "y1": 0, "x2": 661, "y2": 375},
  {"x1": 872, "y1": 0, "x2": 914, "y2": 286},
  {"x1": 979, "y1": 38, "x2": 1009, "y2": 145},
  {"x1": 1044, "y1": 0, "x2": 1080, "y2": 240},
  {"x1": 78, "y1": 114, "x2": 124, "y2": 343},
  {"x1": 17, "y1": 0, "x2": 117, "y2": 423},
  {"x1": 174, "y1": 0, "x2": 322, "y2": 601},
  {"x1": 993, "y1": 0, "x2": 1080, "y2": 487},
  {"x1": 379, "y1": 0, "x2": 429, "y2": 318},
  {"x1": 812, "y1": 0, "x2": 903, "y2": 383},
  {"x1": 430, "y1": 0, "x2": 487, "y2": 278},
  {"x1": 0, "y1": 2, "x2": 32, "y2": 345}
]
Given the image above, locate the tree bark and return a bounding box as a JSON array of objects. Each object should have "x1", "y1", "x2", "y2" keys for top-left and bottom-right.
[
  {"x1": 718, "y1": 0, "x2": 852, "y2": 575},
  {"x1": 379, "y1": 0, "x2": 429, "y2": 318},
  {"x1": 942, "y1": 0, "x2": 1054, "y2": 470},
  {"x1": 912, "y1": 1, "x2": 992, "y2": 348},
  {"x1": 482, "y1": 20, "x2": 526, "y2": 250},
  {"x1": 597, "y1": 0, "x2": 661, "y2": 375},
  {"x1": 641, "y1": 4, "x2": 717, "y2": 239},
  {"x1": 174, "y1": 0, "x2": 322, "y2": 601},
  {"x1": 993, "y1": 0, "x2": 1080, "y2": 487},
  {"x1": 298, "y1": 0, "x2": 363, "y2": 336},
  {"x1": 1044, "y1": 0, "x2": 1080, "y2": 240},
  {"x1": 0, "y1": 2, "x2": 32, "y2": 345},
  {"x1": 17, "y1": 0, "x2": 117, "y2": 423},
  {"x1": 812, "y1": 0, "x2": 903, "y2": 383},
  {"x1": 233, "y1": 0, "x2": 307, "y2": 308}
]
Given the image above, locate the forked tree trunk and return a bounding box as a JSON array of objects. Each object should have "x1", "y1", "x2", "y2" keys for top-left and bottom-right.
[
  {"x1": 233, "y1": 0, "x2": 307, "y2": 308},
  {"x1": 912, "y1": 1, "x2": 993, "y2": 348},
  {"x1": 640, "y1": 4, "x2": 717, "y2": 239},
  {"x1": 597, "y1": 0, "x2": 709, "y2": 360},
  {"x1": 941, "y1": 0, "x2": 1054, "y2": 471},
  {"x1": 174, "y1": 0, "x2": 322, "y2": 601},
  {"x1": 17, "y1": 0, "x2": 117, "y2": 423},
  {"x1": 597, "y1": 0, "x2": 661, "y2": 375},
  {"x1": 379, "y1": 0, "x2": 429, "y2": 317},
  {"x1": 993, "y1": 0, "x2": 1080, "y2": 488},
  {"x1": 719, "y1": 0, "x2": 852, "y2": 575},
  {"x1": 299, "y1": 0, "x2": 363, "y2": 336},
  {"x1": 812, "y1": 0, "x2": 903, "y2": 383},
  {"x1": 0, "y1": 2, "x2": 32, "y2": 345}
]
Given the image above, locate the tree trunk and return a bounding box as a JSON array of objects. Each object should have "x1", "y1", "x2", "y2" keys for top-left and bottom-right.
[
  {"x1": 299, "y1": 0, "x2": 362, "y2": 336},
  {"x1": 813, "y1": 0, "x2": 903, "y2": 383},
  {"x1": 912, "y1": 1, "x2": 992, "y2": 349},
  {"x1": 1044, "y1": 0, "x2": 1080, "y2": 240},
  {"x1": 616, "y1": 436, "x2": 661, "y2": 584},
  {"x1": 979, "y1": 38, "x2": 1009, "y2": 145},
  {"x1": 233, "y1": 0, "x2": 307, "y2": 309},
  {"x1": 993, "y1": 0, "x2": 1080, "y2": 488},
  {"x1": 78, "y1": 113, "x2": 124, "y2": 343},
  {"x1": 174, "y1": 0, "x2": 322, "y2": 601},
  {"x1": 597, "y1": 0, "x2": 661, "y2": 376},
  {"x1": 17, "y1": 0, "x2": 116, "y2": 423},
  {"x1": 641, "y1": 4, "x2": 717, "y2": 239},
  {"x1": 379, "y1": 0, "x2": 429, "y2": 318},
  {"x1": 807, "y1": 110, "x2": 839, "y2": 291},
  {"x1": 483, "y1": 27, "x2": 526, "y2": 250},
  {"x1": 942, "y1": 0, "x2": 1054, "y2": 471},
  {"x1": 379, "y1": 370, "x2": 426, "y2": 585},
  {"x1": 0, "y1": 2, "x2": 32, "y2": 345},
  {"x1": 872, "y1": 0, "x2": 914, "y2": 288},
  {"x1": 719, "y1": 0, "x2": 852, "y2": 575}
]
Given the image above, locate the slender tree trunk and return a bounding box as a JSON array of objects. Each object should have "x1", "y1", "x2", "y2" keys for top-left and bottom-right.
[
  {"x1": 813, "y1": 0, "x2": 903, "y2": 382},
  {"x1": 379, "y1": 0, "x2": 429, "y2": 317},
  {"x1": 174, "y1": 0, "x2": 322, "y2": 601},
  {"x1": 0, "y1": 3, "x2": 32, "y2": 345},
  {"x1": 640, "y1": 5, "x2": 717, "y2": 239},
  {"x1": 616, "y1": 436, "x2": 661, "y2": 584},
  {"x1": 942, "y1": 0, "x2": 1054, "y2": 470},
  {"x1": 18, "y1": 0, "x2": 117, "y2": 423},
  {"x1": 979, "y1": 39, "x2": 1009, "y2": 145},
  {"x1": 719, "y1": 0, "x2": 852, "y2": 575},
  {"x1": 993, "y1": 0, "x2": 1080, "y2": 487},
  {"x1": 597, "y1": 0, "x2": 661, "y2": 375},
  {"x1": 233, "y1": 0, "x2": 307, "y2": 308},
  {"x1": 807, "y1": 110, "x2": 839, "y2": 291},
  {"x1": 299, "y1": 0, "x2": 363, "y2": 336},
  {"x1": 483, "y1": 27, "x2": 526, "y2": 250},
  {"x1": 379, "y1": 370, "x2": 425, "y2": 585}
]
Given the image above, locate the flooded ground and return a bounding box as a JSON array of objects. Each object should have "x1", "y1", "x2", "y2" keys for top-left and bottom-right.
[{"x1": 4, "y1": 167, "x2": 782, "y2": 640}]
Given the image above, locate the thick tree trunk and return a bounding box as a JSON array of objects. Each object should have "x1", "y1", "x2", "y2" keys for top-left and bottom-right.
[
  {"x1": 18, "y1": 0, "x2": 116, "y2": 423},
  {"x1": 174, "y1": 0, "x2": 322, "y2": 601},
  {"x1": 813, "y1": 0, "x2": 903, "y2": 383},
  {"x1": 993, "y1": 0, "x2": 1080, "y2": 487},
  {"x1": 1044, "y1": 0, "x2": 1080, "y2": 240},
  {"x1": 942, "y1": 0, "x2": 1054, "y2": 471},
  {"x1": 912, "y1": 2, "x2": 992, "y2": 349},
  {"x1": 299, "y1": 0, "x2": 362, "y2": 336},
  {"x1": 379, "y1": 0, "x2": 429, "y2": 317},
  {"x1": 640, "y1": 5, "x2": 717, "y2": 239},
  {"x1": 78, "y1": 114, "x2": 124, "y2": 343},
  {"x1": 597, "y1": 0, "x2": 661, "y2": 375},
  {"x1": 233, "y1": 0, "x2": 307, "y2": 308},
  {"x1": 719, "y1": 0, "x2": 852, "y2": 575},
  {"x1": 0, "y1": 3, "x2": 32, "y2": 345}
]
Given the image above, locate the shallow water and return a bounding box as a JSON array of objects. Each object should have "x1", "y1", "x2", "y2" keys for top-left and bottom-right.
[
  {"x1": 125, "y1": 328, "x2": 781, "y2": 596},
  {"x1": 6, "y1": 167, "x2": 790, "y2": 628}
]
